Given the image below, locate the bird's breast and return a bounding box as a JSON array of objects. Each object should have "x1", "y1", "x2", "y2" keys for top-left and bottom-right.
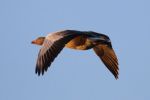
[{"x1": 65, "y1": 36, "x2": 95, "y2": 50}]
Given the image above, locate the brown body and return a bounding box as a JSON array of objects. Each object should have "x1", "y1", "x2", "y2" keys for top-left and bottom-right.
[{"x1": 65, "y1": 36, "x2": 96, "y2": 50}]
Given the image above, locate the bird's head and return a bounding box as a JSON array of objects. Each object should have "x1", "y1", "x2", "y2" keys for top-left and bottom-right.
[{"x1": 31, "y1": 37, "x2": 45, "y2": 45}]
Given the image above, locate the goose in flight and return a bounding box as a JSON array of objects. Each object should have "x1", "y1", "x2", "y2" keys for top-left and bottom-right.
[{"x1": 31, "y1": 30, "x2": 119, "y2": 79}]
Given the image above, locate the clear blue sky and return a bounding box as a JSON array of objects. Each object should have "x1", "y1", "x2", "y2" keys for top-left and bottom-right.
[{"x1": 0, "y1": 0, "x2": 150, "y2": 100}]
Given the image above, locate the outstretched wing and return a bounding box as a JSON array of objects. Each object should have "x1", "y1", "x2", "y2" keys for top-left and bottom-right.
[
  {"x1": 93, "y1": 44, "x2": 119, "y2": 79},
  {"x1": 36, "y1": 30, "x2": 83, "y2": 75}
]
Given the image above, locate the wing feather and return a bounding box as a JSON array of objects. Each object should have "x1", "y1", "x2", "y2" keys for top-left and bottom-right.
[
  {"x1": 35, "y1": 30, "x2": 83, "y2": 75},
  {"x1": 93, "y1": 45, "x2": 119, "y2": 79}
]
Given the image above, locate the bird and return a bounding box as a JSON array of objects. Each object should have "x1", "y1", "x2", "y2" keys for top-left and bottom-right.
[{"x1": 31, "y1": 30, "x2": 119, "y2": 79}]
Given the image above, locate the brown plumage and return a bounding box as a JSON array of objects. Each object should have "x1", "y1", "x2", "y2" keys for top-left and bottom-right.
[{"x1": 31, "y1": 30, "x2": 119, "y2": 79}]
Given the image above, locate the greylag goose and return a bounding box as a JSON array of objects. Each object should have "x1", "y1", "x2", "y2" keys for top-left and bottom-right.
[{"x1": 32, "y1": 30, "x2": 119, "y2": 79}]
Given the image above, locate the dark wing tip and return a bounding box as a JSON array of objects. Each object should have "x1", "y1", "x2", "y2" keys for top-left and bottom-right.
[
  {"x1": 115, "y1": 74, "x2": 119, "y2": 80},
  {"x1": 35, "y1": 61, "x2": 50, "y2": 76},
  {"x1": 35, "y1": 66, "x2": 41, "y2": 76},
  {"x1": 101, "y1": 57, "x2": 119, "y2": 79}
]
